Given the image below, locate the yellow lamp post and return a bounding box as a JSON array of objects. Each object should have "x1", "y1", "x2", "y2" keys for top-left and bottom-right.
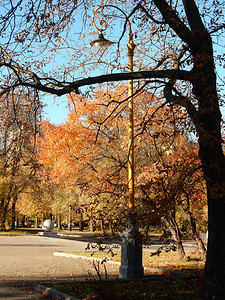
[
  {"x1": 91, "y1": 4, "x2": 135, "y2": 210},
  {"x1": 91, "y1": 5, "x2": 143, "y2": 279}
]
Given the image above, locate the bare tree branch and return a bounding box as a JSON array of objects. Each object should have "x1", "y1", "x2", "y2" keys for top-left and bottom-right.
[
  {"x1": 0, "y1": 64, "x2": 192, "y2": 97},
  {"x1": 153, "y1": 0, "x2": 195, "y2": 47},
  {"x1": 182, "y1": 0, "x2": 207, "y2": 32}
]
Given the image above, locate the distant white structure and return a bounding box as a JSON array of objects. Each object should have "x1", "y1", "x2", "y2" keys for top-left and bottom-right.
[
  {"x1": 39, "y1": 220, "x2": 59, "y2": 238},
  {"x1": 42, "y1": 220, "x2": 54, "y2": 232}
]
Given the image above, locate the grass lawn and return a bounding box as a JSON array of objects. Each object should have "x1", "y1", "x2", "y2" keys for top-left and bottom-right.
[
  {"x1": 0, "y1": 229, "x2": 38, "y2": 235},
  {"x1": 44, "y1": 250, "x2": 205, "y2": 299}
]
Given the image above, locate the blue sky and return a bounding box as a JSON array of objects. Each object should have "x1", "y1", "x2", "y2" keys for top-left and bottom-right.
[
  {"x1": 42, "y1": 94, "x2": 68, "y2": 124},
  {"x1": 41, "y1": 3, "x2": 225, "y2": 125}
]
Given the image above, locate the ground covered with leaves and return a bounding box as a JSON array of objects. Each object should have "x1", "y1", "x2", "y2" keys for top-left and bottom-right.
[
  {"x1": 70, "y1": 250, "x2": 205, "y2": 276},
  {"x1": 44, "y1": 251, "x2": 205, "y2": 299},
  {"x1": 45, "y1": 276, "x2": 203, "y2": 299}
]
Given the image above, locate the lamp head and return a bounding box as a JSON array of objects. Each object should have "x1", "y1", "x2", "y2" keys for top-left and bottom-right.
[{"x1": 90, "y1": 32, "x2": 113, "y2": 56}]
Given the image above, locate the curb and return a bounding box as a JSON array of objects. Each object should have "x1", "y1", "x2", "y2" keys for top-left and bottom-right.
[
  {"x1": 53, "y1": 251, "x2": 121, "y2": 265},
  {"x1": 35, "y1": 284, "x2": 80, "y2": 300}
]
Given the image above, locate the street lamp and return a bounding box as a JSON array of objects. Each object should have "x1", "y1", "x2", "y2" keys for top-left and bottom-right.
[
  {"x1": 90, "y1": 32, "x2": 113, "y2": 56},
  {"x1": 91, "y1": 4, "x2": 144, "y2": 279}
]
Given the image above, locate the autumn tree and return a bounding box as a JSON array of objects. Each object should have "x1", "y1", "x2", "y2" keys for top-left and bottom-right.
[
  {"x1": 38, "y1": 90, "x2": 130, "y2": 231},
  {"x1": 136, "y1": 132, "x2": 207, "y2": 259},
  {"x1": 1, "y1": 1, "x2": 225, "y2": 297},
  {"x1": 39, "y1": 87, "x2": 206, "y2": 243},
  {"x1": 0, "y1": 89, "x2": 41, "y2": 229}
]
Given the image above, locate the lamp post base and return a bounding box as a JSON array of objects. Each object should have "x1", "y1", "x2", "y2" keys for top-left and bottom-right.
[{"x1": 119, "y1": 212, "x2": 144, "y2": 279}]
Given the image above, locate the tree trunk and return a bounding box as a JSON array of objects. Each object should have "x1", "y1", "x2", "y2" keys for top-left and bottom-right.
[
  {"x1": 68, "y1": 205, "x2": 72, "y2": 231},
  {"x1": 79, "y1": 213, "x2": 84, "y2": 231},
  {"x1": 11, "y1": 195, "x2": 17, "y2": 230},
  {"x1": 189, "y1": 216, "x2": 206, "y2": 260},
  {"x1": 184, "y1": 196, "x2": 206, "y2": 260},
  {"x1": 180, "y1": 21, "x2": 225, "y2": 298},
  {"x1": 35, "y1": 216, "x2": 40, "y2": 228},
  {"x1": 0, "y1": 198, "x2": 5, "y2": 230},
  {"x1": 11, "y1": 204, "x2": 15, "y2": 230},
  {"x1": 165, "y1": 215, "x2": 185, "y2": 259},
  {"x1": 203, "y1": 171, "x2": 225, "y2": 299},
  {"x1": 0, "y1": 196, "x2": 10, "y2": 230},
  {"x1": 100, "y1": 218, "x2": 105, "y2": 235},
  {"x1": 203, "y1": 175, "x2": 225, "y2": 299},
  {"x1": 21, "y1": 215, "x2": 25, "y2": 228},
  {"x1": 190, "y1": 217, "x2": 206, "y2": 261},
  {"x1": 190, "y1": 41, "x2": 225, "y2": 298},
  {"x1": 193, "y1": 56, "x2": 225, "y2": 298},
  {"x1": 41, "y1": 214, "x2": 44, "y2": 225},
  {"x1": 1, "y1": 207, "x2": 7, "y2": 230},
  {"x1": 2, "y1": 208, "x2": 7, "y2": 230},
  {"x1": 0, "y1": 192, "x2": 11, "y2": 230},
  {"x1": 89, "y1": 218, "x2": 96, "y2": 232},
  {"x1": 109, "y1": 219, "x2": 114, "y2": 234},
  {"x1": 57, "y1": 214, "x2": 61, "y2": 231}
]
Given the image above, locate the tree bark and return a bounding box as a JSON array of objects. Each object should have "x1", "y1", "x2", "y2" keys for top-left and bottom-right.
[
  {"x1": 1, "y1": 205, "x2": 7, "y2": 230},
  {"x1": 203, "y1": 169, "x2": 225, "y2": 299},
  {"x1": 79, "y1": 213, "x2": 84, "y2": 231},
  {"x1": 201, "y1": 147, "x2": 225, "y2": 299},
  {"x1": 0, "y1": 193, "x2": 11, "y2": 230},
  {"x1": 57, "y1": 214, "x2": 61, "y2": 231},
  {"x1": 11, "y1": 195, "x2": 17, "y2": 230},
  {"x1": 21, "y1": 215, "x2": 25, "y2": 228},
  {"x1": 68, "y1": 205, "x2": 72, "y2": 231},
  {"x1": 100, "y1": 218, "x2": 105, "y2": 235},
  {"x1": 190, "y1": 28, "x2": 225, "y2": 299},
  {"x1": 89, "y1": 219, "x2": 96, "y2": 232},
  {"x1": 109, "y1": 219, "x2": 114, "y2": 234},
  {"x1": 0, "y1": 198, "x2": 6, "y2": 230},
  {"x1": 35, "y1": 216, "x2": 40, "y2": 228}
]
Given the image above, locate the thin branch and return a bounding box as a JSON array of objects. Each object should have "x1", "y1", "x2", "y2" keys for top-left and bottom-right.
[{"x1": 210, "y1": 23, "x2": 225, "y2": 34}]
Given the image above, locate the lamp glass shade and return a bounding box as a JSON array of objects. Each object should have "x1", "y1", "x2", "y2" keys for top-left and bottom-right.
[{"x1": 91, "y1": 33, "x2": 113, "y2": 56}]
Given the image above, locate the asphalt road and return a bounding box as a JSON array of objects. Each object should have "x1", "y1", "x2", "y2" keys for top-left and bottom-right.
[{"x1": 0, "y1": 234, "x2": 119, "y2": 299}]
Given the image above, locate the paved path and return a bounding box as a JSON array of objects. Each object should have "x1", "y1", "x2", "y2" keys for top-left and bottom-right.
[{"x1": 0, "y1": 234, "x2": 119, "y2": 299}]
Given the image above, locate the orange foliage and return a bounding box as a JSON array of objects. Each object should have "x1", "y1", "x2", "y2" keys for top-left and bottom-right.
[{"x1": 38, "y1": 86, "x2": 207, "y2": 228}]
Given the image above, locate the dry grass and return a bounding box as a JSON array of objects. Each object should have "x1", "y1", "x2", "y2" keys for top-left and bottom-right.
[{"x1": 69, "y1": 249, "x2": 205, "y2": 275}]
